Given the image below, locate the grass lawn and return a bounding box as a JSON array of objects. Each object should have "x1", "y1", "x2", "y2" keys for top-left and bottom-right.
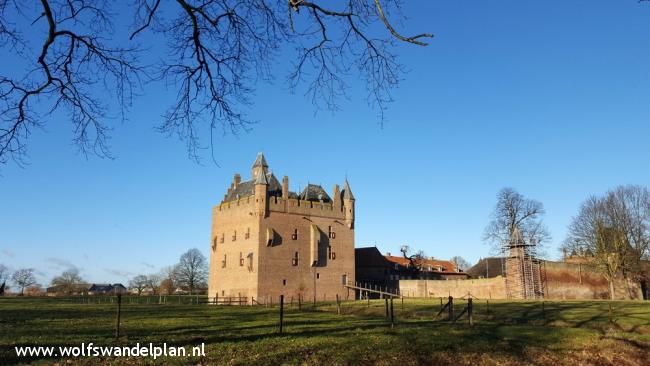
[{"x1": 1, "y1": 296, "x2": 649, "y2": 365}]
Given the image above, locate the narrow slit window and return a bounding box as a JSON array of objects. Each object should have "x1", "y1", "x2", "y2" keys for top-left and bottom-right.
[{"x1": 328, "y1": 226, "x2": 335, "y2": 239}]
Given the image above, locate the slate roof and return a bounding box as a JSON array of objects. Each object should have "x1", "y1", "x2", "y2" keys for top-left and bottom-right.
[
  {"x1": 342, "y1": 179, "x2": 354, "y2": 200},
  {"x1": 224, "y1": 173, "x2": 285, "y2": 201},
  {"x1": 254, "y1": 169, "x2": 269, "y2": 185},
  {"x1": 299, "y1": 184, "x2": 332, "y2": 203},
  {"x1": 88, "y1": 284, "x2": 114, "y2": 293},
  {"x1": 252, "y1": 153, "x2": 268, "y2": 168}
]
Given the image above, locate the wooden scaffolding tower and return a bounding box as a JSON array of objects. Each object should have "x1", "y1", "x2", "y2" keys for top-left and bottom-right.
[{"x1": 502, "y1": 228, "x2": 544, "y2": 299}]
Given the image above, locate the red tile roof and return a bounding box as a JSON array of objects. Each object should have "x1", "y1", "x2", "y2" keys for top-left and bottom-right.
[{"x1": 384, "y1": 255, "x2": 465, "y2": 275}]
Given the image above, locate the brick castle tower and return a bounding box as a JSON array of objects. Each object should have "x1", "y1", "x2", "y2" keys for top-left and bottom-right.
[{"x1": 208, "y1": 153, "x2": 356, "y2": 303}]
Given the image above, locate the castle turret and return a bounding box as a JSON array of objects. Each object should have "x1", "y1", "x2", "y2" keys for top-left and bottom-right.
[
  {"x1": 342, "y1": 179, "x2": 355, "y2": 229},
  {"x1": 251, "y1": 152, "x2": 268, "y2": 178},
  {"x1": 254, "y1": 168, "x2": 268, "y2": 217}
]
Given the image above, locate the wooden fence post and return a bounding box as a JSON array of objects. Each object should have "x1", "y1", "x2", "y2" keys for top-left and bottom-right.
[
  {"x1": 336, "y1": 294, "x2": 341, "y2": 315},
  {"x1": 390, "y1": 297, "x2": 394, "y2": 329},
  {"x1": 385, "y1": 298, "x2": 389, "y2": 318},
  {"x1": 448, "y1": 296, "x2": 454, "y2": 321},
  {"x1": 468, "y1": 298, "x2": 473, "y2": 326},
  {"x1": 401, "y1": 296, "x2": 404, "y2": 311},
  {"x1": 279, "y1": 295, "x2": 284, "y2": 334},
  {"x1": 115, "y1": 294, "x2": 122, "y2": 339}
]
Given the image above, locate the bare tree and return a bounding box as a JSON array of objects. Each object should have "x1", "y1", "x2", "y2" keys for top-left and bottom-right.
[
  {"x1": 484, "y1": 187, "x2": 551, "y2": 252},
  {"x1": 25, "y1": 284, "x2": 44, "y2": 296},
  {"x1": 176, "y1": 248, "x2": 208, "y2": 294},
  {"x1": 0, "y1": 263, "x2": 8, "y2": 295},
  {"x1": 129, "y1": 274, "x2": 149, "y2": 295},
  {"x1": 12, "y1": 268, "x2": 37, "y2": 295},
  {"x1": 565, "y1": 185, "x2": 650, "y2": 299},
  {"x1": 51, "y1": 268, "x2": 84, "y2": 295},
  {"x1": 450, "y1": 256, "x2": 471, "y2": 272},
  {"x1": 399, "y1": 244, "x2": 426, "y2": 278},
  {"x1": 0, "y1": 0, "x2": 432, "y2": 166},
  {"x1": 159, "y1": 265, "x2": 179, "y2": 295},
  {"x1": 145, "y1": 273, "x2": 162, "y2": 295}
]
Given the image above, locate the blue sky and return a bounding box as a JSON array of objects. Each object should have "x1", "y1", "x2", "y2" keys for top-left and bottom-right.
[{"x1": 1, "y1": 1, "x2": 650, "y2": 285}]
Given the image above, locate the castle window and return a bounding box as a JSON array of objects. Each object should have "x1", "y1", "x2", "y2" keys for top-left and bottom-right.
[
  {"x1": 282, "y1": 279, "x2": 286, "y2": 286},
  {"x1": 239, "y1": 252, "x2": 244, "y2": 266},
  {"x1": 232, "y1": 230, "x2": 237, "y2": 241},
  {"x1": 316, "y1": 273, "x2": 320, "y2": 279},
  {"x1": 247, "y1": 252, "x2": 254, "y2": 270},
  {"x1": 327, "y1": 246, "x2": 336, "y2": 260},
  {"x1": 328, "y1": 226, "x2": 336, "y2": 239},
  {"x1": 341, "y1": 274, "x2": 347, "y2": 285},
  {"x1": 292, "y1": 252, "x2": 299, "y2": 266},
  {"x1": 220, "y1": 233, "x2": 225, "y2": 243},
  {"x1": 212, "y1": 237, "x2": 218, "y2": 251},
  {"x1": 222, "y1": 254, "x2": 227, "y2": 268},
  {"x1": 245, "y1": 227, "x2": 250, "y2": 239},
  {"x1": 292, "y1": 228, "x2": 298, "y2": 240}
]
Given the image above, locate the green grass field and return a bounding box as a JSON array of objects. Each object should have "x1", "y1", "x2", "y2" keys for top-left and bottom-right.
[{"x1": 1, "y1": 296, "x2": 649, "y2": 365}]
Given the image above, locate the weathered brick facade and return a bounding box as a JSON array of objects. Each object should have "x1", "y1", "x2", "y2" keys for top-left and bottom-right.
[{"x1": 208, "y1": 153, "x2": 355, "y2": 303}]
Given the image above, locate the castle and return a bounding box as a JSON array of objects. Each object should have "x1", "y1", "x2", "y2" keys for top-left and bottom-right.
[{"x1": 208, "y1": 153, "x2": 356, "y2": 303}]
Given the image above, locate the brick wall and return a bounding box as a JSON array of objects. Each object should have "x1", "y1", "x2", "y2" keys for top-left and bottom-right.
[{"x1": 399, "y1": 277, "x2": 507, "y2": 299}]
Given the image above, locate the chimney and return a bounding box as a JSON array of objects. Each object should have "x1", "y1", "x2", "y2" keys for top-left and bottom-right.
[
  {"x1": 282, "y1": 176, "x2": 289, "y2": 199},
  {"x1": 333, "y1": 184, "x2": 341, "y2": 205}
]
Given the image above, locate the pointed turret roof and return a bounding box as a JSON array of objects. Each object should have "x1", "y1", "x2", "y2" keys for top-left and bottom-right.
[
  {"x1": 342, "y1": 179, "x2": 355, "y2": 200},
  {"x1": 252, "y1": 152, "x2": 268, "y2": 168},
  {"x1": 254, "y1": 168, "x2": 269, "y2": 185}
]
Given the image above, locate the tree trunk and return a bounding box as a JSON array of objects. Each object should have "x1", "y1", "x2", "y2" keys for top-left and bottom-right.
[{"x1": 609, "y1": 279, "x2": 615, "y2": 300}]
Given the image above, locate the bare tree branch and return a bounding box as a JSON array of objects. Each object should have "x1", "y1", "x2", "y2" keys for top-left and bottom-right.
[{"x1": 1, "y1": 0, "x2": 432, "y2": 167}]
